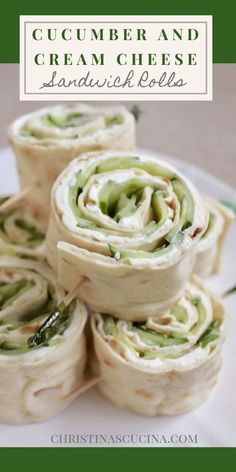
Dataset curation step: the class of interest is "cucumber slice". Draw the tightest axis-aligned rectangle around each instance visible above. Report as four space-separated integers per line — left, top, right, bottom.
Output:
99 180 121 215
20 128 36 137
1 280 35 310
69 166 98 220
0 341 27 351
43 113 87 129
15 218 44 244
152 191 168 228
140 162 175 180
172 178 194 224
131 326 187 346
0 279 29 306
106 115 123 127
43 114 68 128
198 319 221 348
202 212 216 238
190 297 206 334
170 305 188 324
96 157 141 174
109 242 169 260
96 156 175 181
99 179 155 218
115 194 137 222
103 315 118 337
165 195 189 242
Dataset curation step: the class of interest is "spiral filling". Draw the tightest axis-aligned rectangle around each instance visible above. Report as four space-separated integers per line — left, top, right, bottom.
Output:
0 260 74 355
95 281 222 365
0 212 44 252
198 201 224 249
20 108 124 141
56 153 206 263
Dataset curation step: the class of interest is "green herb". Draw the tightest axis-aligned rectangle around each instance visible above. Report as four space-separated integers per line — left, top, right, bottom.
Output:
27 299 75 348
0 279 35 310
223 285 236 297
15 218 45 247
198 320 221 348
0 196 10 206
106 115 123 127
130 105 143 122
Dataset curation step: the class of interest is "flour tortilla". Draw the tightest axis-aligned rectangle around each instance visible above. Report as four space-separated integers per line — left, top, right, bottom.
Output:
194 195 234 277
0 255 87 424
46 151 208 320
91 277 225 416
9 104 135 227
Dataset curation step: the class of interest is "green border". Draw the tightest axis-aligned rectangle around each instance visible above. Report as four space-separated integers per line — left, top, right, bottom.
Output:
0 447 235 464
1 0 236 458
1 0 236 63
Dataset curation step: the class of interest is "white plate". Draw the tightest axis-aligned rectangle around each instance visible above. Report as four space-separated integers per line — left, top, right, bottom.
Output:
0 147 236 448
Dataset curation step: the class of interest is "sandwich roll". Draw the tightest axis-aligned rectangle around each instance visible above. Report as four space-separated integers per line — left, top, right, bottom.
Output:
0 196 45 259
9 104 135 227
47 151 208 320
91 277 225 416
194 195 234 277
0 255 87 424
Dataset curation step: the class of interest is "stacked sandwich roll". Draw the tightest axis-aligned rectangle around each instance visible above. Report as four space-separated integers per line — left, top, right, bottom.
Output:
8 104 135 227
0 253 87 424
6 105 233 420
194 195 234 278
0 196 45 259
91 277 225 415
46 150 209 320
45 149 231 415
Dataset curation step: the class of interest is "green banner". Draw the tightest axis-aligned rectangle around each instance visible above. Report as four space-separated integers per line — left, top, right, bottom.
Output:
0 447 235 464
1 0 236 63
